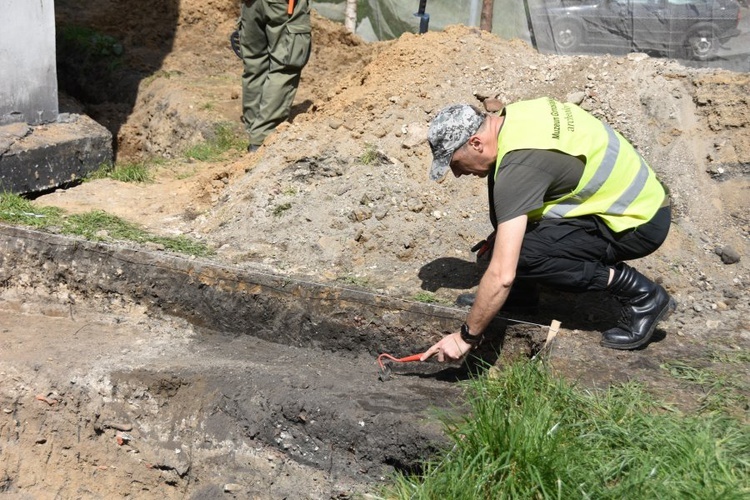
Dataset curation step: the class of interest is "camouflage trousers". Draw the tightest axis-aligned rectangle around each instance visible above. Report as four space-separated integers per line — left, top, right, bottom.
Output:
240 0 311 146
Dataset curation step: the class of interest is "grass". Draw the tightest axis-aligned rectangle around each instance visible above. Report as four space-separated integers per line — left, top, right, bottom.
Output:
413 291 440 303
336 275 369 287
183 122 246 161
359 143 380 165
58 26 123 58
272 202 292 216
0 193 212 258
0 193 63 228
142 69 184 87
87 160 157 183
661 360 749 416
385 360 750 499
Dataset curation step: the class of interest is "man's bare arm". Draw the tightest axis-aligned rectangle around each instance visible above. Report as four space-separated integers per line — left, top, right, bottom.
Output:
421 214 528 362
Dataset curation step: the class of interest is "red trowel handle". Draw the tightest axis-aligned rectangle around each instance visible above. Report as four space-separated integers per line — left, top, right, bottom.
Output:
376 352 425 381
377 352 423 367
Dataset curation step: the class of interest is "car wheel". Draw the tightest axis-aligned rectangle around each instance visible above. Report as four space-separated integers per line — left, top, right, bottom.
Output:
551 18 583 53
683 25 720 61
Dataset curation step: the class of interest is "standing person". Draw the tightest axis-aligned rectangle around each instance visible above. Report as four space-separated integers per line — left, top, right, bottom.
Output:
421 97 675 363
239 0 312 152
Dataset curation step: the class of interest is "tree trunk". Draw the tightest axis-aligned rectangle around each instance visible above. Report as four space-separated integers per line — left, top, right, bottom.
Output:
345 0 357 33
480 0 493 32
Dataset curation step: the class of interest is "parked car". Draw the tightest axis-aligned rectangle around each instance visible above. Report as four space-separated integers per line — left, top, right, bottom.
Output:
531 0 742 61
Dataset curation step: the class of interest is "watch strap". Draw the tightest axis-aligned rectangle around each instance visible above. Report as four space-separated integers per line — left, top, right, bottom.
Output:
460 323 482 346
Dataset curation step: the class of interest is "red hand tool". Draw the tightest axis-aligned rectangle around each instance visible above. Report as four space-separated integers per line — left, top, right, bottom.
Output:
376 352 424 382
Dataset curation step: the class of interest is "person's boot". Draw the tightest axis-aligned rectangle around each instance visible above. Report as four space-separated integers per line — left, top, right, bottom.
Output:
601 263 675 350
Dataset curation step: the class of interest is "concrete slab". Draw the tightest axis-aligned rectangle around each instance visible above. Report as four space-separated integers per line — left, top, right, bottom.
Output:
0 113 112 195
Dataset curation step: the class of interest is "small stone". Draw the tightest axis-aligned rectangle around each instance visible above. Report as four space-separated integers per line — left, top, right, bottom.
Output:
718 246 741 265
224 483 243 492
348 207 372 222
566 91 586 105
406 198 424 213
483 98 504 112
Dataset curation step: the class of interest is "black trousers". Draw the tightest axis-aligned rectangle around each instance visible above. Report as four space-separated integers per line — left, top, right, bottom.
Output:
515 205 671 292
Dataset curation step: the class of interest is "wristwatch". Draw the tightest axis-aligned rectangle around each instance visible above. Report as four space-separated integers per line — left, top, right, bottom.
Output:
460 323 483 346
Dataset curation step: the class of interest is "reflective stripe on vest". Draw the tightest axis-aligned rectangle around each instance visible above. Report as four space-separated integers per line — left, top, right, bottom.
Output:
495 98 664 232
546 123 651 219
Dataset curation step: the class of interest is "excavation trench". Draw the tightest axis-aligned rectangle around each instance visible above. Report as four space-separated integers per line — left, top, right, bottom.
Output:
0 224 539 497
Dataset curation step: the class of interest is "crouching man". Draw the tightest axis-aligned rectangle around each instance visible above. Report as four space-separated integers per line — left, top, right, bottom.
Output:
422 97 674 362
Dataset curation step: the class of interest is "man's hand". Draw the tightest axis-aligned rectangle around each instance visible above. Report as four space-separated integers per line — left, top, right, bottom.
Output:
420 332 473 363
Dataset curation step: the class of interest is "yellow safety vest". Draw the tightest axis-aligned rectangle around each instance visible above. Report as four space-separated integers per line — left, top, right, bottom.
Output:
495 97 665 232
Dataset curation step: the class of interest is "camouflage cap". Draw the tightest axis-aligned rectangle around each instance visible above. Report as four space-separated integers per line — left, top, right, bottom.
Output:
428 104 484 181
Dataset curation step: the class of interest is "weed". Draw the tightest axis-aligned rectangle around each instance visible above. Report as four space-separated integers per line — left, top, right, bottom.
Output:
661 360 712 384
272 203 292 216
386 360 750 499
56 26 124 76
709 349 750 365
0 193 62 228
60 210 213 257
87 159 160 183
110 162 155 183
0 194 211 258
413 291 440 303
359 143 379 165
337 275 369 287
58 26 123 58
184 122 245 161
661 360 749 415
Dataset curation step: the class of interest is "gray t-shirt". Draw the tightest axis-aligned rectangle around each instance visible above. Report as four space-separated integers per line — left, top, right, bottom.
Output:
489 149 585 227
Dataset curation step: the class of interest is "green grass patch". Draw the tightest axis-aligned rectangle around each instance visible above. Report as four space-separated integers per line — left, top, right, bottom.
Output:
88 160 157 183
359 143 380 166
183 122 246 162
336 275 369 287
413 291 440 303
386 360 750 499
0 194 212 258
709 349 750 365
661 360 749 415
61 210 212 257
272 202 292 216
58 26 123 58
0 193 63 228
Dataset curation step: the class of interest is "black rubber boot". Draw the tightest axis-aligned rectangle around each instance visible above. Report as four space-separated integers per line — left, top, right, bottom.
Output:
601 263 675 350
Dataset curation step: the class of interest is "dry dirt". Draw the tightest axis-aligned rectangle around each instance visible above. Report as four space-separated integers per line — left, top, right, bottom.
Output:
2 0 749 498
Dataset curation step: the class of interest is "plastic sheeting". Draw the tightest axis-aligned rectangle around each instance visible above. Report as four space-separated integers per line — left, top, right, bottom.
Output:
313 0 749 72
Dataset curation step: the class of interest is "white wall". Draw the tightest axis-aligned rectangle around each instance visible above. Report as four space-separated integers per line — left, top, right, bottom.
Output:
0 0 59 125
